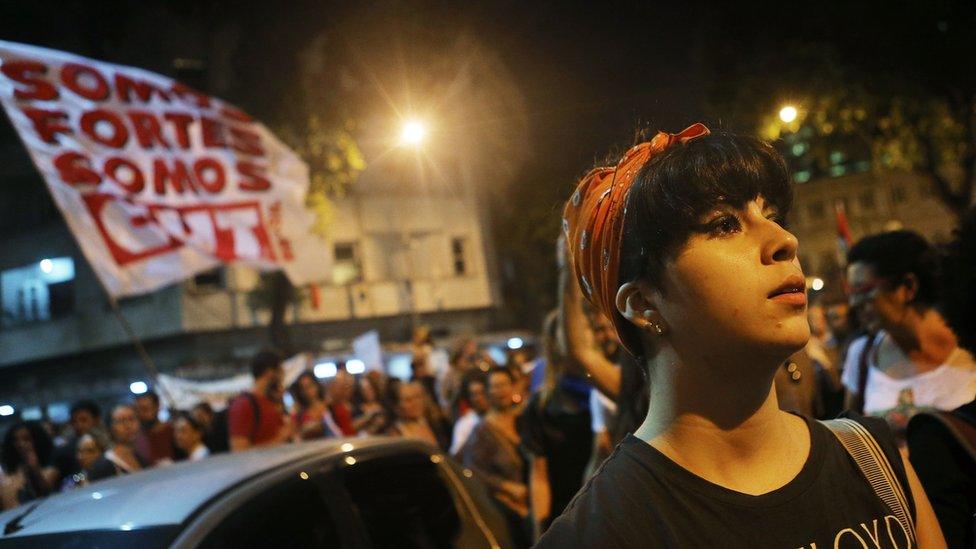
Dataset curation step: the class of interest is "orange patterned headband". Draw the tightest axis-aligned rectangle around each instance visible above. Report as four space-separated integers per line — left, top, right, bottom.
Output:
563 123 710 355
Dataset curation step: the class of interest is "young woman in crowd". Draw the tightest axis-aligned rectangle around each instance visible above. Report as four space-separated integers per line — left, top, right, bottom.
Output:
519 309 592 533
843 230 976 441
539 124 944 547
325 370 357 437
289 371 329 440
907 207 976 548
0 421 58 509
387 380 449 450
462 366 531 548
64 433 104 489
174 413 209 461
89 404 148 481
352 374 389 435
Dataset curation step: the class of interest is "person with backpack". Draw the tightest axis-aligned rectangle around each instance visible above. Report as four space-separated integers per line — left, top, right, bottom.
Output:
907 207 976 548
539 124 945 547
842 231 976 443
227 350 294 451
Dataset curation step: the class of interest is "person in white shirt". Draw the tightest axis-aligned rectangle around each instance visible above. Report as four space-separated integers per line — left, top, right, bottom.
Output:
174 413 210 461
449 371 491 458
843 231 976 440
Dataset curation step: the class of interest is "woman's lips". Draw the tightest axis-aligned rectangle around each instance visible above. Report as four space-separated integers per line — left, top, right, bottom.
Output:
770 291 807 306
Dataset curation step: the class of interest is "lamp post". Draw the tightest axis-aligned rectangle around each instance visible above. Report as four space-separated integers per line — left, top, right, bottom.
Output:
397 119 429 335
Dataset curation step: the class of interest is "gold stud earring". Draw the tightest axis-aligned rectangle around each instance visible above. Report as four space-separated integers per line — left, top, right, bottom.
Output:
653 324 664 335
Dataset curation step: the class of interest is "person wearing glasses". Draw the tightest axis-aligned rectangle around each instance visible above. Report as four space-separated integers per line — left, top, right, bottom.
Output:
842 231 976 443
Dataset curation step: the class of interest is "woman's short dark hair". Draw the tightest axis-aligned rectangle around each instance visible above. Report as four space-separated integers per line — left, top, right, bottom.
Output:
1 421 54 472
940 208 976 353
289 371 324 410
617 132 793 355
847 230 939 307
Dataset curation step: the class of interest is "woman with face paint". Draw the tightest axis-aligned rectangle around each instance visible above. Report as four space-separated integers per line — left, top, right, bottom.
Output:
538 125 945 547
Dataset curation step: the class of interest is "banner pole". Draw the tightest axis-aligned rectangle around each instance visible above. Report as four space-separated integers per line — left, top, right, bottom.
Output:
103 292 176 406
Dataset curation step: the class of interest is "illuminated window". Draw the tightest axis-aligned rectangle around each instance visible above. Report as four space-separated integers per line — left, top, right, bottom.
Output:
333 242 363 285
793 170 811 183
1 257 75 327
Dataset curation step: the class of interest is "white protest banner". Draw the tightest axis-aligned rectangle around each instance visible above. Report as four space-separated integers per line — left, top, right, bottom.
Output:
352 330 383 372
157 352 310 411
0 41 331 297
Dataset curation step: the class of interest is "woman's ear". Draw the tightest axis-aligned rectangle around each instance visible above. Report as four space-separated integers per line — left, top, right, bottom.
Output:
616 280 665 334
900 273 920 304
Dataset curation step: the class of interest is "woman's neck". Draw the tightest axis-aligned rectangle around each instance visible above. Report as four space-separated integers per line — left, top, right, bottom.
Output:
885 308 957 369
635 346 810 495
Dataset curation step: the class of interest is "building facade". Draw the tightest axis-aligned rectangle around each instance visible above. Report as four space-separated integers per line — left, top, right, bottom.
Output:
789 169 958 296
0 138 501 421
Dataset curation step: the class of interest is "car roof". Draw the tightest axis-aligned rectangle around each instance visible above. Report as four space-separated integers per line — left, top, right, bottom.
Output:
0 437 426 538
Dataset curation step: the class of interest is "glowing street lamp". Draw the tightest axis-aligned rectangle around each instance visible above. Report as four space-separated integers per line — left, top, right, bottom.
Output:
400 120 427 146
779 105 798 123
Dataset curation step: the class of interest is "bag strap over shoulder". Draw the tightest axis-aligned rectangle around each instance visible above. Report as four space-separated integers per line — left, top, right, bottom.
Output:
822 418 916 543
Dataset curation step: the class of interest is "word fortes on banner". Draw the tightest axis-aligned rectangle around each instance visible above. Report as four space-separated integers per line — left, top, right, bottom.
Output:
0 40 330 298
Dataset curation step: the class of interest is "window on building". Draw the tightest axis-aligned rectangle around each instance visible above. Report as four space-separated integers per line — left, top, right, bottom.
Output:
858 190 876 211
807 201 825 221
891 186 907 204
192 268 224 289
451 237 469 276
819 251 838 275
1 257 75 328
794 170 811 184
332 242 363 285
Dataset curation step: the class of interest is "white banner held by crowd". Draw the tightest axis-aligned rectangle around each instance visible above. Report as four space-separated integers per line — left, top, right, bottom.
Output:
0 40 331 297
157 352 310 411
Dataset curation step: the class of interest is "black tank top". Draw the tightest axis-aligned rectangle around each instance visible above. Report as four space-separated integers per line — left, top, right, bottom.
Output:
538 414 915 548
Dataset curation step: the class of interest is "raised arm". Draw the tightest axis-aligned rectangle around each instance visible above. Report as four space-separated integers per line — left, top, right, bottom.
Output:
558 236 620 397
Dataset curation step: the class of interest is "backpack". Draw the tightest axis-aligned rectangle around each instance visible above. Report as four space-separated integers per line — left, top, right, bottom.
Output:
851 332 879 414
208 392 261 454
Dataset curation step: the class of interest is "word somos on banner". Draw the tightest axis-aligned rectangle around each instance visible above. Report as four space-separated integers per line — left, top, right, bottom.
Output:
0 40 329 297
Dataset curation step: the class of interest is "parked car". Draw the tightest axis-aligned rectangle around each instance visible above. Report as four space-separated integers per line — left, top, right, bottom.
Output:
0 437 512 548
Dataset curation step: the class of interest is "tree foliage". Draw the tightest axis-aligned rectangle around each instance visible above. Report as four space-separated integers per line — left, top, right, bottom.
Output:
706 2 976 220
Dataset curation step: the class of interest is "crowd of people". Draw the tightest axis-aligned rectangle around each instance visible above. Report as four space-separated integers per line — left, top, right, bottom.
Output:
3 126 976 548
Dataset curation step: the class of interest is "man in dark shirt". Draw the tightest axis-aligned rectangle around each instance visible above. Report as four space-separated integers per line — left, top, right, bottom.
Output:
228 350 293 451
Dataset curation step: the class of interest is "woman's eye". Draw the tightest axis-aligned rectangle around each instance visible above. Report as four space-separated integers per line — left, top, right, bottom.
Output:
709 215 741 235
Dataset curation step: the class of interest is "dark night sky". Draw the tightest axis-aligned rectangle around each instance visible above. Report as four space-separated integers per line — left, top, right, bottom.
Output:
0 0 715 184
2 0 963 186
